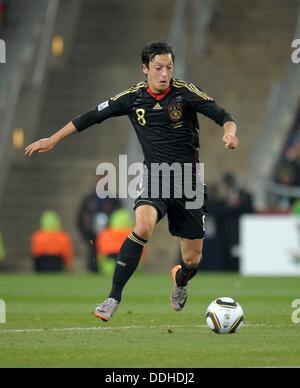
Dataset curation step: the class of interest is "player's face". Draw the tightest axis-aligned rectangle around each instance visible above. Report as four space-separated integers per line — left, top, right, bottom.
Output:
143 54 174 93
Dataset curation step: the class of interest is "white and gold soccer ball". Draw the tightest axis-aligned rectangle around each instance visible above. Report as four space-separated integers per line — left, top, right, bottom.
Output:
206 297 244 334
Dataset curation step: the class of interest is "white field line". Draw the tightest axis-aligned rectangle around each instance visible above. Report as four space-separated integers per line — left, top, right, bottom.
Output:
0 323 298 334
246 366 300 369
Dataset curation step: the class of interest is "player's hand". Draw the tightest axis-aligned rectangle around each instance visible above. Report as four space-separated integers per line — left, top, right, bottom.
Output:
25 138 55 157
223 134 239 150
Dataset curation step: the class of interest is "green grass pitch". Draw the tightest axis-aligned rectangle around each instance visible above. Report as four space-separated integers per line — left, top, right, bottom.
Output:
0 273 299 368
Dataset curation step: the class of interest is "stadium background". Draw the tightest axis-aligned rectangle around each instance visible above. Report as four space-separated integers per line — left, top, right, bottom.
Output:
1 0 300 274
0 0 300 369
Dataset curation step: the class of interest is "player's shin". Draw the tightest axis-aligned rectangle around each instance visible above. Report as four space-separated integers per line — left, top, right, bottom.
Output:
175 258 202 287
108 232 148 302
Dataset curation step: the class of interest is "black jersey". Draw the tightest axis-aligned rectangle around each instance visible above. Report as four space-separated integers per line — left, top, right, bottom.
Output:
73 79 237 167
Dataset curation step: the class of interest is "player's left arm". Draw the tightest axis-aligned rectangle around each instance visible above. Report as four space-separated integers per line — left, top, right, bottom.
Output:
223 120 239 150
195 99 239 150
187 84 239 150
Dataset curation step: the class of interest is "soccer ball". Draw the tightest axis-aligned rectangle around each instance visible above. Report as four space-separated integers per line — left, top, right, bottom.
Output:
206 297 244 334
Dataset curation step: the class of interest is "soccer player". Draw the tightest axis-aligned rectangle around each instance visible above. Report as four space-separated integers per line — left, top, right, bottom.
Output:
25 41 239 322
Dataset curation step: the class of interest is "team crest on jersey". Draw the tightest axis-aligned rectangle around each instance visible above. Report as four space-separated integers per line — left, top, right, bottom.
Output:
168 103 183 122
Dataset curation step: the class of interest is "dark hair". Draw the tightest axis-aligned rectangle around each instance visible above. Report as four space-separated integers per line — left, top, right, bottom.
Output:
141 41 175 66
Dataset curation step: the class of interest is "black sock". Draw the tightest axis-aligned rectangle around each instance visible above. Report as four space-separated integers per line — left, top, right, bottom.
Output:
176 262 199 287
109 232 148 302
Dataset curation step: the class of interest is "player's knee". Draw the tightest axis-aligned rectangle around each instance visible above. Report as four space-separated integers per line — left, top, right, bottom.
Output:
184 251 202 268
134 223 154 241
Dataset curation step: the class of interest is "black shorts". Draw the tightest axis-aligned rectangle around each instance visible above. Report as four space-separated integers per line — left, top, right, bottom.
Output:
133 181 208 240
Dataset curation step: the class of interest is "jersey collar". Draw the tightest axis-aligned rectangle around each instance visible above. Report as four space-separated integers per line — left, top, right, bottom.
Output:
146 81 172 101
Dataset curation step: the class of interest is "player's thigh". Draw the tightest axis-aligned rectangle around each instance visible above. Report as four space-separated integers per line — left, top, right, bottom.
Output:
180 238 203 267
134 205 158 240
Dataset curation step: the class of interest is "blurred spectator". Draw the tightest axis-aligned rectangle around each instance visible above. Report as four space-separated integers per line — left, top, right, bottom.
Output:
291 199 300 215
220 172 254 271
77 180 121 273
285 125 300 164
201 184 224 270
0 232 5 261
0 1 8 28
97 208 135 275
274 161 299 208
31 211 73 272
276 162 298 186
270 109 300 208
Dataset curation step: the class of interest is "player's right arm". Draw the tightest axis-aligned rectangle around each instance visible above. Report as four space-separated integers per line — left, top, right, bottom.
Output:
25 121 77 157
25 89 135 157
